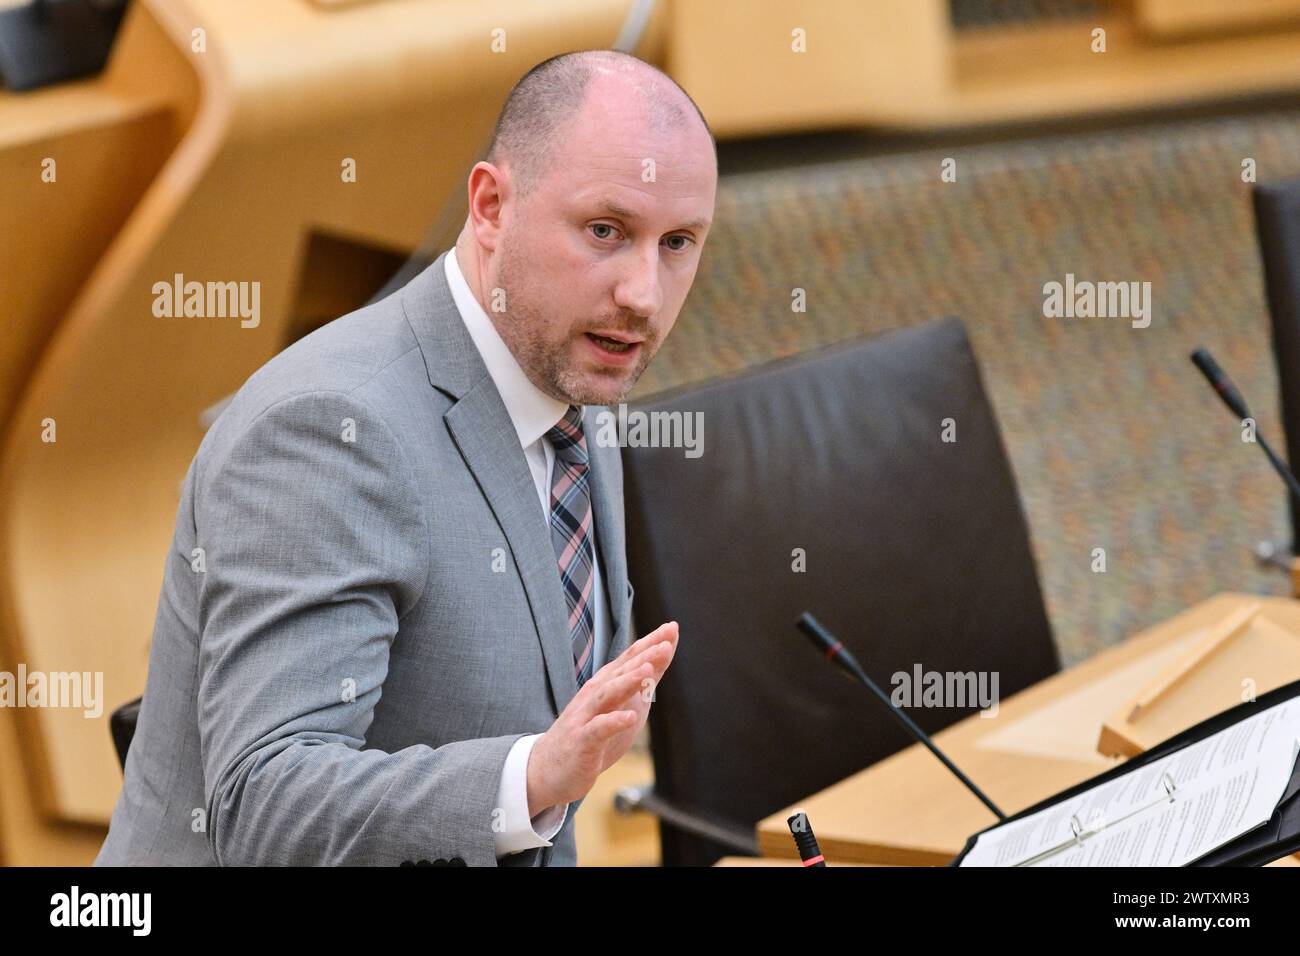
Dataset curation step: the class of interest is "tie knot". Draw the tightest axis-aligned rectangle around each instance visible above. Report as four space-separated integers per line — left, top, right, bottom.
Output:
546 405 588 465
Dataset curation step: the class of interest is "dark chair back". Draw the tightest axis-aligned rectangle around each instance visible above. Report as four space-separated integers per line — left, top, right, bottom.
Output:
1254 178 1300 549
622 318 1059 866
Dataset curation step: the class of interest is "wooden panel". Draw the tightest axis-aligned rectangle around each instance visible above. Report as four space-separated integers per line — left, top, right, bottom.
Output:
1136 0 1300 37
0 707 105 866
307 0 392 8
0 0 198 855
665 0 951 136
666 1 1300 133
947 16 1300 128
0 102 175 429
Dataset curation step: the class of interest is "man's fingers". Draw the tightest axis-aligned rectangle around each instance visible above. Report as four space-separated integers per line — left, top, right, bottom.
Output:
577 662 651 722
610 637 675 683
584 709 638 745
609 621 678 669
616 626 678 679
600 622 679 683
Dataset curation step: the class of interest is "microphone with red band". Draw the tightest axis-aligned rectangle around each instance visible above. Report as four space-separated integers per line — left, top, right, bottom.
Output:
1190 348 1251 420
796 612 1006 822
787 812 827 866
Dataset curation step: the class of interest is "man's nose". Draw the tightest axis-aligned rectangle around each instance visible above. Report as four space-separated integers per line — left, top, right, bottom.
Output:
614 245 663 319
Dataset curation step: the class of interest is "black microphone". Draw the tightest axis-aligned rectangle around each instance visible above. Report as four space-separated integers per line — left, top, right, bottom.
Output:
1190 348 1251 419
1190 348 1300 507
796 612 1006 821
786 811 827 867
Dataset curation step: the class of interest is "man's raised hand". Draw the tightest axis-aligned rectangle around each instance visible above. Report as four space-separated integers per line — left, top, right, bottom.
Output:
526 621 679 817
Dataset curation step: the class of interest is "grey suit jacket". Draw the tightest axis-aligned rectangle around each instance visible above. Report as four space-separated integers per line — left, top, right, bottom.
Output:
94 249 634 866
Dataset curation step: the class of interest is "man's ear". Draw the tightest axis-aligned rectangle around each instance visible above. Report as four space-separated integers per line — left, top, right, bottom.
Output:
466 161 508 253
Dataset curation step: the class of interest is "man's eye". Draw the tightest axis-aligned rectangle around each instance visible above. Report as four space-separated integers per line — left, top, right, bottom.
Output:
590 223 618 240
664 235 693 252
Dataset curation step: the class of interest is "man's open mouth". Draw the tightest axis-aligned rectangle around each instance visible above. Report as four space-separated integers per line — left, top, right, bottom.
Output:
585 332 639 354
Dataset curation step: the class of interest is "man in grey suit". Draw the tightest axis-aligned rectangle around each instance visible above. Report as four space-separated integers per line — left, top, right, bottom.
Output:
95 49 717 866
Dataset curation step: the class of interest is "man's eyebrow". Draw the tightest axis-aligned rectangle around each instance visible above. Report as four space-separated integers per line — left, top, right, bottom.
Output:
593 198 711 232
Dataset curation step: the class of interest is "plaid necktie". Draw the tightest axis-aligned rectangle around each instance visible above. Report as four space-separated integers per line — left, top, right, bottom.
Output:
545 405 596 688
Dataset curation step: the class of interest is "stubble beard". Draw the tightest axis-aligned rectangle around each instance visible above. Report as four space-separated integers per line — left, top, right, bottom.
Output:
493 244 657 407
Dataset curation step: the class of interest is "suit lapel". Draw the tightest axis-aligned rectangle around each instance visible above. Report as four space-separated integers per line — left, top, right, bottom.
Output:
444 385 577 714
401 250 577 715
585 407 632 660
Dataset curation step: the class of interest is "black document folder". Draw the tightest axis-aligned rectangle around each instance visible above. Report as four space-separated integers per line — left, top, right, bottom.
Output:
951 678 1300 867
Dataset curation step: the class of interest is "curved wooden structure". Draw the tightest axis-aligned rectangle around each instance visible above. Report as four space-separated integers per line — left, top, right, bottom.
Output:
0 0 668 861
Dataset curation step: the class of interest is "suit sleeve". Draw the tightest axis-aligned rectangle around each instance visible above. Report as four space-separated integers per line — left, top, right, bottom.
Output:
194 389 531 866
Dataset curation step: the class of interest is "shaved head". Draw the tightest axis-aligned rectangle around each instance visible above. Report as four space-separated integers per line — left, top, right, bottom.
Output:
485 49 716 201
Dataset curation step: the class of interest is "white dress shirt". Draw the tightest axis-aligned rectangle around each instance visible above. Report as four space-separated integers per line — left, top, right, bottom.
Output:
444 247 613 859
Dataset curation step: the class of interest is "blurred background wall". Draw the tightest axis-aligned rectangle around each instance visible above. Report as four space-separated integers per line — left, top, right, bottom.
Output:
5 0 1300 865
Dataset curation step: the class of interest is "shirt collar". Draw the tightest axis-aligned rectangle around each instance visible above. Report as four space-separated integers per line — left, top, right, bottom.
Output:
445 246 572 450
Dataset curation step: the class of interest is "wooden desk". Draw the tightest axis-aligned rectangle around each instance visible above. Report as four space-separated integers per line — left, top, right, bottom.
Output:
712 856 1297 868
757 593 1300 866
713 856 876 867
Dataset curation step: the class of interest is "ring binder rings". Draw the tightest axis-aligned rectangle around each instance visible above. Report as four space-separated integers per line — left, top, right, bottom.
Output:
952 678 1300 867
1011 773 1178 867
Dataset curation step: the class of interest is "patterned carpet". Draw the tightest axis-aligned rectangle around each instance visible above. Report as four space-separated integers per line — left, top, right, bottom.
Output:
632 107 1300 667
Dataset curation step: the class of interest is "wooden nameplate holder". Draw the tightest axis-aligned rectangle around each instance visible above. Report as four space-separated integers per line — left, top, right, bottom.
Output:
1098 600 1300 758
